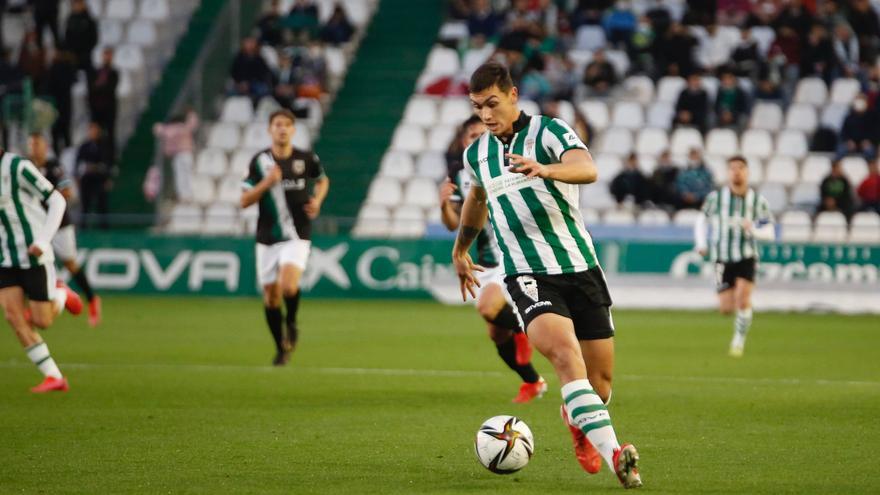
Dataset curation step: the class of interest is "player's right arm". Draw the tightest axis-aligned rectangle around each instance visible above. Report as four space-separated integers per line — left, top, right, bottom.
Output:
694 191 717 257
452 184 488 301
240 158 281 208
439 178 461 231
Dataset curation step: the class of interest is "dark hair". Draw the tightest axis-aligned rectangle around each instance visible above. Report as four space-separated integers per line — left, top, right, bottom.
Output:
728 155 748 166
462 114 483 128
269 109 296 125
469 61 514 93
29 132 46 140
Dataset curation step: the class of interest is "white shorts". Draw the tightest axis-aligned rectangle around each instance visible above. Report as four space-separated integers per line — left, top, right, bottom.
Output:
256 239 311 286
51 225 78 262
476 264 514 306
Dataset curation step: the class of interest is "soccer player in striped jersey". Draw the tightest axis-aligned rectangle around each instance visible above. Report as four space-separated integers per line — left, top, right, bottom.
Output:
694 156 775 357
0 149 83 392
440 115 545 404
241 109 329 366
452 62 641 488
28 133 102 326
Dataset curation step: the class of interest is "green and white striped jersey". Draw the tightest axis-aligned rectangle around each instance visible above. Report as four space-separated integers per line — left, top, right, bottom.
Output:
449 167 501 268
700 187 774 263
462 112 598 276
0 151 57 268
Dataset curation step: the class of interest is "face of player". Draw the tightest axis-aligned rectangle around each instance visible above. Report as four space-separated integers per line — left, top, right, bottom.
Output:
461 121 487 148
469 84 520 137
269 115 295 148
728 159 748 188
28 136 48 163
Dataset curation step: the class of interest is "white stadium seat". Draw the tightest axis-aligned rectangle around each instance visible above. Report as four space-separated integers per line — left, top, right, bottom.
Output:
623 76 654 104
656 76 686 103
785 104 818 133
167 204 202 233
812 211 848 243
424 46 459 76
739 129 773 159
217 176 243 204
645 101 674 130
829 78 861 105
379 151 415 180
604 50 630 77
603 209 636 225
705 128 738 156
99 19 125 45
403 178 439 208
841 156 869 184
195 148 228 178
221 96 254 124
775 130 808 159
324 47 347 79
403 97 438 127
105 0 136 20
579 185 616 210
242 123 272 149
292 124 312 150
255 97 281 122
744 156 764 184
139 0 171 22
789 183 820 210
794 77 828 106
191 176 216 205
354 205 391 238
780 210 812 243
750 26 775 55
207 123 241 151
673 209 701 227
759 183 788 213
849 212 880 244
594 154 623 182
748 102 784 130
391 127 426 153
820 103 849 132
229 149 258 177
127 19 158 47
426 125 457 152
598 128 633 156
764 156 799 186
638 209 670 226
415 151 447 181
800 155 832 185
635 128 668 156
611 102 644 129
574 25 606 51
578 101 609 131
390 206 426 238
669 127 703 155
202 204 240 235
366 177 403 207
438 98 473 125
518 99 541 116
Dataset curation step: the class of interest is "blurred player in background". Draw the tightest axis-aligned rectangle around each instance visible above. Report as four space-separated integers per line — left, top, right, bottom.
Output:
694 156 775 357
28 133 102 326
240 109 329 366
439 115 545 404
0 149 83 392
453 62 641 488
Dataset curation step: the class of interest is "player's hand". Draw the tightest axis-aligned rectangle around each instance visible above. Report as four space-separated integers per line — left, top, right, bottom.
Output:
697 248 707 257
453 252 485 301
304 197 322 219
507 154 548 178
28 243 44 257
439 178 457 205
266 165 283 185
741 218 753 233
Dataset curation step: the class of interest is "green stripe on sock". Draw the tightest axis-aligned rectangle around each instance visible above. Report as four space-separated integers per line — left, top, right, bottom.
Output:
35 356 51 366
571 404 606 418
580 419 612 434
564 388 596 404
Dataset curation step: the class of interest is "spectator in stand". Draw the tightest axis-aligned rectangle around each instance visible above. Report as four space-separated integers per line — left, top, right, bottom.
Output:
468 0 503 39
832 22 860 78
744 0 779 28
273 54 297 110
284 0 320 41
570 0 612 30
447 0 469 20
153 110 199 202
88 47 119 158
291 42 326 99
257 0 284 46
754 77 784 101
698 24 737 73
773 0 814 41
857 159 880 213
31 0 60 48
583 48 617 96
675 148 714 210
800 24 836 82
650 150 679 210
767 26 800 82
655 22 699 77
0 0 5 50
610 153 649 206
730 28 760 78
519 54 551 102
230 37 274 103
717 0 751 26
674 73 709 133
0 48 24 148
847 0 880 63
838 95 877 161
64 0 97 72
320 4 354 45
44 50 76 154
715 71 749 128
17 30 46 90
602 3 636 50
76 122 115 230
819 160 855 219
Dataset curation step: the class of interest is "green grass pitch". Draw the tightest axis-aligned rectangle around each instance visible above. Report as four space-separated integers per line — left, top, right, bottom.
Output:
1 297 877 494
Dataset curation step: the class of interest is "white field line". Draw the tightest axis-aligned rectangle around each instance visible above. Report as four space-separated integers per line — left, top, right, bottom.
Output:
1 360 879 387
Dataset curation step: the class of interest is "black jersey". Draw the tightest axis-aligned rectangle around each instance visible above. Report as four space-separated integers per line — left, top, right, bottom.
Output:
242 148 324 245
36 158 72 228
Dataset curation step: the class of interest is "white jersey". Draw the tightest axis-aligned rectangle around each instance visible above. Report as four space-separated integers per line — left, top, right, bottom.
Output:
0 151 57 268
462 113 598 276
700 187 774 263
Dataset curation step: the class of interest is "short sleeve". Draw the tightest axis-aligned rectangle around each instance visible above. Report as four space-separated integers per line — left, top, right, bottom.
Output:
463 145 483 188
755 195 774 224
19 160 55 200
541 118 588 162
241 155 262 190
700 190 718 216
51 161 73 190
449 170 464 203
308 152 325 179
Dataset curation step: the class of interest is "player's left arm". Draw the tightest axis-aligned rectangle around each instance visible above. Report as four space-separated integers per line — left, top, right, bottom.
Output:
744 196 776 242
19 161 66 257
305 153 329 219
508 118 597 184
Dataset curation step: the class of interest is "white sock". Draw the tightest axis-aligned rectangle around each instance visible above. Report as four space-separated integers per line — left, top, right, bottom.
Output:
53 286 67 315
562 379 620 471
26 342 63 379
735 308 753 338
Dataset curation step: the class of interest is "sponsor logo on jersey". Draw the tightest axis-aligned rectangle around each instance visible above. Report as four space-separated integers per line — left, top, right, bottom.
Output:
517 275 539 302
564 132 578 144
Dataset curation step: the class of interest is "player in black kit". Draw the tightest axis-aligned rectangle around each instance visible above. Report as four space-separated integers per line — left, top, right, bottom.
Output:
240 109 329 365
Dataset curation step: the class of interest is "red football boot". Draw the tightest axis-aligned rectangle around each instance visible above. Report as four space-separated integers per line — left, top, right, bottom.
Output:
88 296 102 327
57 281 83 315
30 376 69 393
511 378 547 403
513 331 532 366
560 404 602 474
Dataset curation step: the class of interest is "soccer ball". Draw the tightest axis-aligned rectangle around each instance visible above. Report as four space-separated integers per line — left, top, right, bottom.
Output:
474 415 534 474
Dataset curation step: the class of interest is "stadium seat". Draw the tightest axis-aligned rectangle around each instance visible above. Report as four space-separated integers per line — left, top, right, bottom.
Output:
424 46 460 76
415 151 447 181
426 125 457 152
705 155 728 185
579 185 616 210
779 210 812 243
656 76 686 103
794 77 828 106
623 76 654 104
750 26 775 55
784 104 818 133
700 76 719 102
554 100 577 126
354 204 391 238
403 97 438 127
820 103 849 132
241 204 258 234
759 183 788 213
139 0 170 22
229 149 259 177
292 125 313 150
578 101 609 131
167 204 202 233
379 151 415 180
260 46 280 71
105 0 136 20
403 178 439 208
390 206 426 238
604 50 630 78
207 123 241 151
195 148 228 178
324 47 347 79
112 44 146 74
438 98 472 125
669 127 703 155
582 208 601 225
86 0 104 16
800 154 832 185
566 50 594 74
764 156 799 186
241 123 271 149
744 156 764 184
255 97 282 122
598 128 633 156
221 97 254 124
202 204 240 235
99 19 125 45
673 209 701 227
216 176 243 204
391 127 426 153
518 99 541 116
841 156 869 184
748 102 784 130
789 183 820 210
574 25 606 51
829 78 861 105
603 209 636 225
635 128 668 156
127 19 158 47
594 154 623 182
637 209 670 226
775 130 809 159
611 102 644 129
191 176 216 205
645 101 674 130
705 128 738 156
812 211 848 243
438 21 469 41
366 177 403 207
849 212 880 244
739 129 773 159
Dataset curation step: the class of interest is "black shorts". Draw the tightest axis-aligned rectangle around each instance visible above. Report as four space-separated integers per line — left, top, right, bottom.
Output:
505 267 614 341
0 265 54 301
715 258 757 293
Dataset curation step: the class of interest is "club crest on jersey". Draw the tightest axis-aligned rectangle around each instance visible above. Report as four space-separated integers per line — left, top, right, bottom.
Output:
517 275 539 303
525 139 535 156
292 159 306 175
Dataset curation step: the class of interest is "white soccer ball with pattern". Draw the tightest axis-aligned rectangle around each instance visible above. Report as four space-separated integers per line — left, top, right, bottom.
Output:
474 415 534 474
